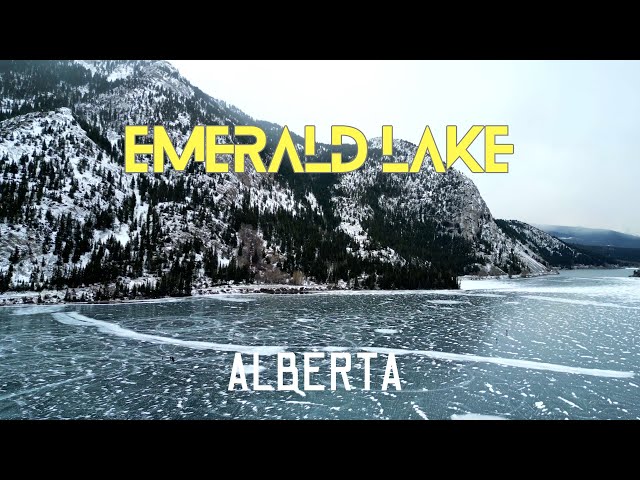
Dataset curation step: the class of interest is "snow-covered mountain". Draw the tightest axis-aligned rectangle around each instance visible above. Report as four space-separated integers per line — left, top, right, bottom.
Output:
0 60 559 297
495 219 604 268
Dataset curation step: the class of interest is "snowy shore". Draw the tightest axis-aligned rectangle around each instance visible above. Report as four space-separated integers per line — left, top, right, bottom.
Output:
2 266 626 307
0 283 338 306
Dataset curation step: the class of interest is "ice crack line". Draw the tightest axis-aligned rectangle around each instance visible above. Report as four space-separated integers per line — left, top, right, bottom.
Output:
52 312 634 379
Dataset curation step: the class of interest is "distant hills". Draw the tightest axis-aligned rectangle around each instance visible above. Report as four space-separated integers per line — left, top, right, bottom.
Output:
535 225 640 265
535 225 640 249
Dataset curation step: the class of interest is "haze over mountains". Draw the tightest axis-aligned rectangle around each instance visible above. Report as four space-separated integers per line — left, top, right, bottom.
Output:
535 225 640 249
534 225 640 266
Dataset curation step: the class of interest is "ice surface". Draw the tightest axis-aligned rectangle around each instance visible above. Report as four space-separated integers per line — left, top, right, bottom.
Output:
51 312 285 355
361 346 634 378
52 311 635 379
10 305 66 316
426 300 471 305
557 396 583 410
412 403 429 420
521 295 640 310
461 272 640 304
2 269 639 419
451 413 507 420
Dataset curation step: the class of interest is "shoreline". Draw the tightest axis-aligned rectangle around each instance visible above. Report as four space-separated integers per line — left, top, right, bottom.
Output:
1 281 465 307
0 283 340 307
0 267 628 307
460 270 558 281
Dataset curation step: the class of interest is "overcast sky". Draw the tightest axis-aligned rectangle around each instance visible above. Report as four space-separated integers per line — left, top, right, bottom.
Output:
171 60 640 235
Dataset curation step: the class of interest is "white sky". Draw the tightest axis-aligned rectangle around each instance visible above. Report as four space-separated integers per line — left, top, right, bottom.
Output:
171 60 640 236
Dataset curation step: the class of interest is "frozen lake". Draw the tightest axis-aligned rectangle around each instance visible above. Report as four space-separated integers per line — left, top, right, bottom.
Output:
1 269 639 419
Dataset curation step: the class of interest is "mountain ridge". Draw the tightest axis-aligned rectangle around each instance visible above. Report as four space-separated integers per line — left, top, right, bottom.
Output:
495 220 609 269
535 224 640 249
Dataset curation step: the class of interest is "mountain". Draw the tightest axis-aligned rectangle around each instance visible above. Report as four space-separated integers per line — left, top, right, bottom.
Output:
495 220 607 268
533 224 640 265
0 60 554 299
534 224 640 249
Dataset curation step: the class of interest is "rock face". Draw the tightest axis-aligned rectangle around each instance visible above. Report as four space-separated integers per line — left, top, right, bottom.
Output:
0 60 558 296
